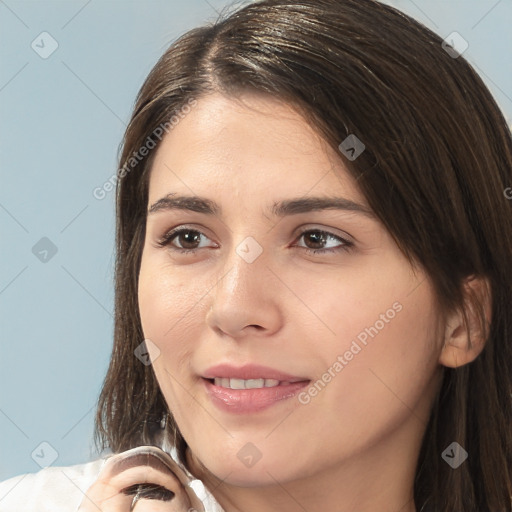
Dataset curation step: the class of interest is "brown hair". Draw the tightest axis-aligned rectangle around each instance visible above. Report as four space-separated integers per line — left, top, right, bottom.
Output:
94 1 512 510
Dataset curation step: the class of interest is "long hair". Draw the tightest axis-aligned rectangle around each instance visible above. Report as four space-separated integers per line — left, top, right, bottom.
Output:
94 1 512 510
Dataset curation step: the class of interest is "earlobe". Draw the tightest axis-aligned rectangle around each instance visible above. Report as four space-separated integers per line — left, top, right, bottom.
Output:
439 275 492 369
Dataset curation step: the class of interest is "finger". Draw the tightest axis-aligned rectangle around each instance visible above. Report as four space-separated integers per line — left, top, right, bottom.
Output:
78 465 184 511
99 449 182 482
121 483 184 512
103 464 185 492
77 447 203 512
99 447 205 511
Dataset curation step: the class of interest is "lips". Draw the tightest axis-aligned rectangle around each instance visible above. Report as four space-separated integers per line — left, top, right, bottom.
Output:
201 363 310 413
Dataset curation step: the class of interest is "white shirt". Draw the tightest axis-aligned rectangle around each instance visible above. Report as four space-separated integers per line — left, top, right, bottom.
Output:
0 445 225 512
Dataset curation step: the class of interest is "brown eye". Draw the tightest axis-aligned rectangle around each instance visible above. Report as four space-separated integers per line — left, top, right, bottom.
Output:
171 230 202 249
295 229 354 255
157 228 213 253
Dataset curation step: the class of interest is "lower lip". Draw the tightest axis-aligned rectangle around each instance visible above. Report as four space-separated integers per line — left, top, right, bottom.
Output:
202 378 310 414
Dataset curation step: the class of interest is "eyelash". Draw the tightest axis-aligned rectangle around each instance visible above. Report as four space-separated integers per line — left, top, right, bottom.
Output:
155 226 354 256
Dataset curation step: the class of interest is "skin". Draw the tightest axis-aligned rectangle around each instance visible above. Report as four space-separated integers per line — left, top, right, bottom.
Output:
137 92 488 512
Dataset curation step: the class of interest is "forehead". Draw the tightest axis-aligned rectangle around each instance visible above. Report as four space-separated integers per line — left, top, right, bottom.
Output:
147 92 365 207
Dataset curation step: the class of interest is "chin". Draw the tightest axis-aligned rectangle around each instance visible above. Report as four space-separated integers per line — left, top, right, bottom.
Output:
215 466 288 487
196 449 304 488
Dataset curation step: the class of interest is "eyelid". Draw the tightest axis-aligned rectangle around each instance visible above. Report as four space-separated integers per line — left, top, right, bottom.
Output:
292 227 354 254
155 224 351 246
156 222 353 239
154 224 355 257
293 224 355 244
153 224 216 250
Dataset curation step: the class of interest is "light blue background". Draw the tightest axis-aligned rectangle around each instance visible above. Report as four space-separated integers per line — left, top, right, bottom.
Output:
0 0 511 482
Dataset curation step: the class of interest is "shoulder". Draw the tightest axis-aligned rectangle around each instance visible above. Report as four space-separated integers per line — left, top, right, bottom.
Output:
0 457 106 512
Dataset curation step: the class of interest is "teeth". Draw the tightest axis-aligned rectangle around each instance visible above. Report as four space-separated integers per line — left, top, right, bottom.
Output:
230 378 246 389
245 379 264 389
213 377 282 389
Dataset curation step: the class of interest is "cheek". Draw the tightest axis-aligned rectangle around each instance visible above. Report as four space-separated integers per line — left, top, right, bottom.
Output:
309 280 442 438
138 258 204 343
298 264 442 418
356 280 442 374
138 264 201 423
137 259 207 402
280 261 405 351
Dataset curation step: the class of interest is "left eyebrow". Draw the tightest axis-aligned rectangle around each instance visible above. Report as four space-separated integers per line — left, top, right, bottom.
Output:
270 196 375 219
147 193 375 219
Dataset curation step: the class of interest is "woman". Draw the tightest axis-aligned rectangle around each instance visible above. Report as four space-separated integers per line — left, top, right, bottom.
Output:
1 0 511 510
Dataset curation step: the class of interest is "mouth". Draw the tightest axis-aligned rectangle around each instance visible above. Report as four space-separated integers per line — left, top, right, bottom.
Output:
206 377 305 389
199 364 311 413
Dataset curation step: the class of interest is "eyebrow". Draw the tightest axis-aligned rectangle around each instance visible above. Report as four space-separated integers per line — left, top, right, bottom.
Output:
148 193 375 219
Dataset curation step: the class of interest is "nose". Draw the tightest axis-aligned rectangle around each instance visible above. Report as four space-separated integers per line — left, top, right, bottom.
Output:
205 244 283 339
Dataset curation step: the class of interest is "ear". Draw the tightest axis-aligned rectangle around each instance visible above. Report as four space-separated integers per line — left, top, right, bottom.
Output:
439 275 492 368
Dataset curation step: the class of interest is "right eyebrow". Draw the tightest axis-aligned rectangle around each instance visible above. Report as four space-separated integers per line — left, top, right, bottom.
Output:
148 194 219 216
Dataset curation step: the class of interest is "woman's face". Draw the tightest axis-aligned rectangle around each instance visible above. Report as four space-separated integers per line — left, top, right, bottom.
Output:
138 92 444 488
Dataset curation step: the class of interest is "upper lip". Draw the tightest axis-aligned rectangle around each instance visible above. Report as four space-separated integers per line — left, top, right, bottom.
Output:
202 364 309 382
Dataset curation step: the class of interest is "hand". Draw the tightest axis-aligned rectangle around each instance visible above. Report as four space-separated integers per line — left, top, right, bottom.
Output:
77 445 204 511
